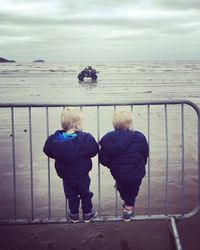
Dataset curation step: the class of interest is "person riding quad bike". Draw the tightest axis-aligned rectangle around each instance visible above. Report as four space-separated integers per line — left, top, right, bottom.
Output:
78 66 97 81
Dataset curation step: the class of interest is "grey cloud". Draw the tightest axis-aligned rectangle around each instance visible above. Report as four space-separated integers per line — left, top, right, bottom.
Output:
3 0 200 11
1 8 199 28
152 0 200 10
60 0 141 9
1 0 200 30
0 0 200 61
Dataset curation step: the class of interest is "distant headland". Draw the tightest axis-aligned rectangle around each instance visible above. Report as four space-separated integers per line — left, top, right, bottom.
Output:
33 60 45 63
0 57 47 63
0 57 16 63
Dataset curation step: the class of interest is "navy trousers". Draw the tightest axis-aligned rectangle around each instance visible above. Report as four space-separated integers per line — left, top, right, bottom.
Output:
63 175 93 214
116 179 142 206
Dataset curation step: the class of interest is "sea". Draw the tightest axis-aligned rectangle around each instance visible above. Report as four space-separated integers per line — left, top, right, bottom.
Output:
0 61 200 221
0 61 200 104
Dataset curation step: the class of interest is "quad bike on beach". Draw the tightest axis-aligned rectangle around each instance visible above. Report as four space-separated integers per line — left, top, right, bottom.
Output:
78 66 98 81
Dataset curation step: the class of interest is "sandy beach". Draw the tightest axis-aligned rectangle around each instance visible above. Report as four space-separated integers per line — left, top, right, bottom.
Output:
0 61 200 249
1 213 200 250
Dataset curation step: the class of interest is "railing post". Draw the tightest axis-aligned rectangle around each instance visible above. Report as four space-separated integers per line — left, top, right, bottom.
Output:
147 104 151 216
46 107 52 220
164 104 169 215
198 104 200 209
113 105 119 217
28 107 34 220
11 107 17 221
181 104 185 215
97 105 101 216
169 217 183 250
62 106 69 218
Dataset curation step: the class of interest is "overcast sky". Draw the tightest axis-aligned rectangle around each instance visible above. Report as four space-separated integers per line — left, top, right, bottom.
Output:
0 0 200 62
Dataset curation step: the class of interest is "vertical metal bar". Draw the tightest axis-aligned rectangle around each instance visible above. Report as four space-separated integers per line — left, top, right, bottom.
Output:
169 217 183 250
115 183 118 217
147 105 151 216
181 104 185 215
198 105 200 207
62 106 68 217
65 199 68 219
131 104 133 113
97 105 101 216
164 104 169 215
61 106 68 217
11 107 17 220
113 105 118 217
28 107 34 220
46 107 51 219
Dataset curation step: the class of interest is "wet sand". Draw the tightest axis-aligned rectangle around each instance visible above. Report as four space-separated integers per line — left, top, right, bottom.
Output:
0 213 200 250
0 221 175 250
0 61 200 249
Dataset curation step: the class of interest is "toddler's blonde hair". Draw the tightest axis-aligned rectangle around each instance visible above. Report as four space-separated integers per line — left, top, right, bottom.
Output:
112 109 133 130
61 107 83 131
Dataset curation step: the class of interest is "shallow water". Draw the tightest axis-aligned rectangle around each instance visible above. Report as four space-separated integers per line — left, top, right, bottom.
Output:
0 61 199 221
0 61 200 104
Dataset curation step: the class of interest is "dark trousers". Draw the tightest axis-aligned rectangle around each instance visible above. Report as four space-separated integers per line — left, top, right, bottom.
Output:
63 175 93 214
116 179 142 207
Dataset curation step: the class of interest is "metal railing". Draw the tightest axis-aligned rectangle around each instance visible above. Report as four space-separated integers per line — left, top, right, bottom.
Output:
0 100 200 250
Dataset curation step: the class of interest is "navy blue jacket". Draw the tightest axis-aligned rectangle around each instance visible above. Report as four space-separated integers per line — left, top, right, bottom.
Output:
99 130 149 183
43 130 99 180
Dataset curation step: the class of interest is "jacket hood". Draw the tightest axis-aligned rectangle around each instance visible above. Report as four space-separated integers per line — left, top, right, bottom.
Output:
99 129 135 155
51 130 84 163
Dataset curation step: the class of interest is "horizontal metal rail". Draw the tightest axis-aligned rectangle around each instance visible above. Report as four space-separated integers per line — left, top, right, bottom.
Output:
0 99 198 108
0 213 193 225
